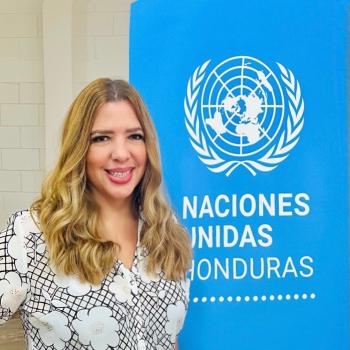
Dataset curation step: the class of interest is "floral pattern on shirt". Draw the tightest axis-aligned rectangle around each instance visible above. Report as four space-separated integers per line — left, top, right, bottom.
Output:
0 271 27 312
29 311 72 350
0 211 190 350
53 271 101 297
72 306 120 350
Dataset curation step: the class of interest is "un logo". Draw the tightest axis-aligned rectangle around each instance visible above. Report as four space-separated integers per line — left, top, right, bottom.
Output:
184 56 304 175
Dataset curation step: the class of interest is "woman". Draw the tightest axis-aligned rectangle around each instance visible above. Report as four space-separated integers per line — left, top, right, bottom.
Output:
0 78 192 349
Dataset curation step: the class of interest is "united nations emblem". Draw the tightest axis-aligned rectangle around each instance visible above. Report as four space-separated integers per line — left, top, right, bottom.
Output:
184 56 304 175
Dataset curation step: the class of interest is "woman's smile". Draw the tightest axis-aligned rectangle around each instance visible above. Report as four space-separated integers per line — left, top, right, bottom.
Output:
105 167 134 184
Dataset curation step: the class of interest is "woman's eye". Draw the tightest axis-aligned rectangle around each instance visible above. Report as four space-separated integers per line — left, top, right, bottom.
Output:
129 133 144 141
91 135 109 143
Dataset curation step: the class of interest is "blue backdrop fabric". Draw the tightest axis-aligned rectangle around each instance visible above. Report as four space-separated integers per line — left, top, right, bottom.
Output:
130 1 350 349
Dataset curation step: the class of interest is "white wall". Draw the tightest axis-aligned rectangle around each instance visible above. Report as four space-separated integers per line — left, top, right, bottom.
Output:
0 0 132 227
0 0 45 227
72 0 131 95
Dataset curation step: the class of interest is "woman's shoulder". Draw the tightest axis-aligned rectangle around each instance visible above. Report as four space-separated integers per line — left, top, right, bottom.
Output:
1 210 45 276
9 209 40 227
3 210 41 237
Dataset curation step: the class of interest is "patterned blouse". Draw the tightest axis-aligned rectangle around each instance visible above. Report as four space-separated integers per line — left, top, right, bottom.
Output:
0 210 190 350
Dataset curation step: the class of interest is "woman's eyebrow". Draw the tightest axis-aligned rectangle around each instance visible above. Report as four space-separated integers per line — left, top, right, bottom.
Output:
90 127 143 136
90 130 114 136
126 127 143 133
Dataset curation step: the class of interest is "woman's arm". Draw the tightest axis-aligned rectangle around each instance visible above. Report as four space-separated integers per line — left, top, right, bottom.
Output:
175 340 179 350
0 212 29 324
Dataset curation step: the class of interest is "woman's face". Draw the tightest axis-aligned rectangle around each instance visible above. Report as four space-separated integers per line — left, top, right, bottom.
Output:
86 100 147 208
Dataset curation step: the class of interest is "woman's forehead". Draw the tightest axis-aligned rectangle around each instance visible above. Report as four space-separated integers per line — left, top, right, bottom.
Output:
91 101 142 130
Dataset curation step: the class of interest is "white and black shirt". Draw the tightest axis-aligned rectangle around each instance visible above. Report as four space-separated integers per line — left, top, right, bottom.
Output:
0 210 189 350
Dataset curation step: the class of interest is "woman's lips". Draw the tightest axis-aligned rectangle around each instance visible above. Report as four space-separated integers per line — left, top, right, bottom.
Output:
105 168 133 184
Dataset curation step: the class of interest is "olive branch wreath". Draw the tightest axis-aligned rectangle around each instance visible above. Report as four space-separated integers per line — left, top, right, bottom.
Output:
184 60 304 176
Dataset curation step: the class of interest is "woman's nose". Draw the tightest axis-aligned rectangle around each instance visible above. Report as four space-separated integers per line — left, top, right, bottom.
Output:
111 140 130 161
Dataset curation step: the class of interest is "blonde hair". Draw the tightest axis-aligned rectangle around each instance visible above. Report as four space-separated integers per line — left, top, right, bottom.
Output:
31 78 192 284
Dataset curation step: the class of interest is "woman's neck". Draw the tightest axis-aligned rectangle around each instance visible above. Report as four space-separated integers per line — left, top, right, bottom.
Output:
96 201 138 244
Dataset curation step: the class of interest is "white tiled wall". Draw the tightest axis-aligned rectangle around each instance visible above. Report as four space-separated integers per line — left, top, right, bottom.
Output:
0 0 132 227
72 0 131 96
0 0 44 227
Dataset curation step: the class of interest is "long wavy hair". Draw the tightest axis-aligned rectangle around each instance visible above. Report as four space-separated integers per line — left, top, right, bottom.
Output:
31 78 192 284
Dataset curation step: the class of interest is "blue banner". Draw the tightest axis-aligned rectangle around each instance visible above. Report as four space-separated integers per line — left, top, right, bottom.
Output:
130 1 350 349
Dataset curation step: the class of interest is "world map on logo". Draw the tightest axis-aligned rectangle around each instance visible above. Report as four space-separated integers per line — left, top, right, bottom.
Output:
205 87 267 144
185 55 304 175
200 56 285 157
